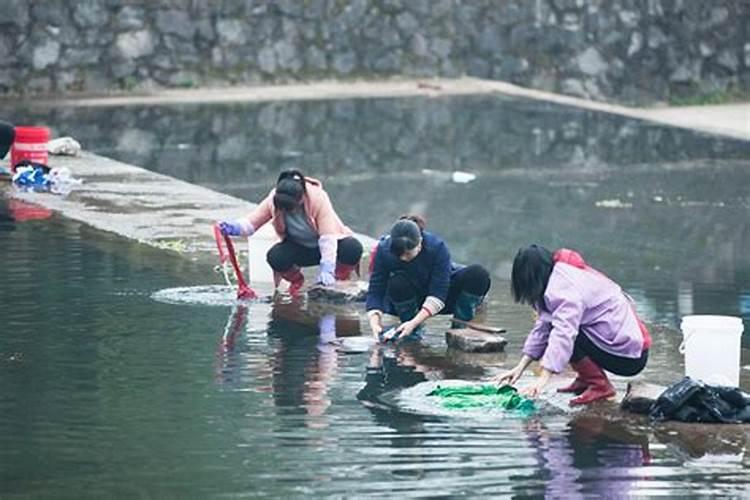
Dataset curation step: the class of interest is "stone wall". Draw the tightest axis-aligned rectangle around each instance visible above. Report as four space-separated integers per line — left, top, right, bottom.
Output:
1 0 748 104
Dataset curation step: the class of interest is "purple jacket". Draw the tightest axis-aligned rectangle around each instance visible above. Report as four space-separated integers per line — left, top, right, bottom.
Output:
522 262 645 373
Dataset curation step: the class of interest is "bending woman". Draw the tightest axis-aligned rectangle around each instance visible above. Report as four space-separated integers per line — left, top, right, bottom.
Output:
366 215 491 342
218 169 363 294
495 245 650 405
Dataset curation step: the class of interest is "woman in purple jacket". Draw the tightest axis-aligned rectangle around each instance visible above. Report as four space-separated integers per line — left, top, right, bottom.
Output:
495 245 650 405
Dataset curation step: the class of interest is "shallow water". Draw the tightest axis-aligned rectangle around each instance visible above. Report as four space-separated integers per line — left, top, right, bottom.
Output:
4 95 750 496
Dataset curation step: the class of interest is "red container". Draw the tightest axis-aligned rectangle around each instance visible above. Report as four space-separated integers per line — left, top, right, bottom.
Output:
10 126 50 171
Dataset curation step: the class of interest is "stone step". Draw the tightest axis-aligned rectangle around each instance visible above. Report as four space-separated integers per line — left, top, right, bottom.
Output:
445 328 507 353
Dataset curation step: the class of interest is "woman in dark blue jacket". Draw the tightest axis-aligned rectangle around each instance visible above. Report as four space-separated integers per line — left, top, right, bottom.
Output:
366 215 491 342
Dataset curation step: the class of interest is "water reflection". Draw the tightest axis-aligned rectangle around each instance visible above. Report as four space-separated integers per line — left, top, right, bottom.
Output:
8 95 750 335
214 297 363 429
356 340 488 414
652 421 747 460
524 416 651 498
4 193 750 496
357 345 431 412
11 98 750 183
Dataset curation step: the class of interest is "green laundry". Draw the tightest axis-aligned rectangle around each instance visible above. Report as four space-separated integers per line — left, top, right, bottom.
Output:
427 384 536 415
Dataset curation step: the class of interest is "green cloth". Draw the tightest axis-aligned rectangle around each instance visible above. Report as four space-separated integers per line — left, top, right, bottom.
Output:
427 384 536 415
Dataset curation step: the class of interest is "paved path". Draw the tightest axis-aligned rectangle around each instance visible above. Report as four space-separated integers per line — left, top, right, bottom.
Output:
634 103 750 142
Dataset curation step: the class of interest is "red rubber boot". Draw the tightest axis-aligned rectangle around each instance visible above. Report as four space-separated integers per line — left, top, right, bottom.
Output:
280 267 305 296
334 263 358 281
569 357 616 405
557 360 590 395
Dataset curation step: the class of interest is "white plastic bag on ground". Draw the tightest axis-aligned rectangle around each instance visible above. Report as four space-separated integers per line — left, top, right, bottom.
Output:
47 137 81 156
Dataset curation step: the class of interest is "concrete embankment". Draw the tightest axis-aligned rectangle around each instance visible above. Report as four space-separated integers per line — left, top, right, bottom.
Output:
1 151 375 284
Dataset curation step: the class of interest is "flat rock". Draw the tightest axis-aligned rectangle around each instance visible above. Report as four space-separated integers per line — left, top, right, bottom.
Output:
307 280 368 304
445 328 507 353
620 380 666 414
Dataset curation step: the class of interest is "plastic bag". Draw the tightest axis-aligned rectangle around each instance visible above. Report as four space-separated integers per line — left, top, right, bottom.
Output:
650 377 750 423
12 163 82 194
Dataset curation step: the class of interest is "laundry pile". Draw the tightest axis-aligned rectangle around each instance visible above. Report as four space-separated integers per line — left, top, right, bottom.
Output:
11 162 82 195
427 384 537 415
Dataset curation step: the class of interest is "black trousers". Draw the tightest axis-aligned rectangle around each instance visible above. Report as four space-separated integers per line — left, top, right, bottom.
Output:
386 264 491 315
266 236 363 272
570 330 649 376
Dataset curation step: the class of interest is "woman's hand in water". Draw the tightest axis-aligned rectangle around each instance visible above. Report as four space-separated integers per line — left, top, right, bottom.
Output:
520 383 543 398
519 368 552 399
493 365 524 387
394 319 419 340
493 355 534 387
368 312 383 339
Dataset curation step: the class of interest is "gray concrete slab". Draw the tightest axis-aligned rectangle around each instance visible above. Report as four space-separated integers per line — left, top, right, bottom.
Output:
474 80 750 142
635 103 750 142
2 151 376 284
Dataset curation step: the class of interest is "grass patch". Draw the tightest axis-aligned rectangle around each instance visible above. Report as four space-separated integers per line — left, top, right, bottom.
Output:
669 86 749 106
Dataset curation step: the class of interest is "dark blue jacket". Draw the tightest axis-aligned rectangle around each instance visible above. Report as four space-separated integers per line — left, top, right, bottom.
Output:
366 231 459 314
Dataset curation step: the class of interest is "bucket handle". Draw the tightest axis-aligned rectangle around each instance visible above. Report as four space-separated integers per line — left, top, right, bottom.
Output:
678 331 694 354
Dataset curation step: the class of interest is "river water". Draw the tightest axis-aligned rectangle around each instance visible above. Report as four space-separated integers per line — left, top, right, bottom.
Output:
3 95 750 496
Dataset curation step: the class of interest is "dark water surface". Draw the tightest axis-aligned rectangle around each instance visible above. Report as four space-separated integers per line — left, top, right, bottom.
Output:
3 95 750 496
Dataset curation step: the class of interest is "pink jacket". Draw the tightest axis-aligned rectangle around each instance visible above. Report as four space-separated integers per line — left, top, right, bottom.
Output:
245 177 353 240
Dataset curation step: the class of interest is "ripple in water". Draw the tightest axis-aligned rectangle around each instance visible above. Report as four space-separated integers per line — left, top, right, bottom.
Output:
391 380 566 420
336 336 377 354
150 285 273 306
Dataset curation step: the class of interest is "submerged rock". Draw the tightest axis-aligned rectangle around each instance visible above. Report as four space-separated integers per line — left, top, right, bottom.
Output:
307 280 368 304
445 328 507 353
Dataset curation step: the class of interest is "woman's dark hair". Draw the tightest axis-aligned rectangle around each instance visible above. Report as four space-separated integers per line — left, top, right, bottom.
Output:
398 214 426 231
0 121 15 159
389 215 424 257
511 244 554 309
273 169 306 211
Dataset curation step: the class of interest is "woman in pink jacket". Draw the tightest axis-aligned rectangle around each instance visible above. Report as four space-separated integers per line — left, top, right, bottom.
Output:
495 245 650 405
218 169 363 295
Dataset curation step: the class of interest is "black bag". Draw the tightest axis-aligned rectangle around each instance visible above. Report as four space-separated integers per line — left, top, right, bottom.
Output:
650 377 750 424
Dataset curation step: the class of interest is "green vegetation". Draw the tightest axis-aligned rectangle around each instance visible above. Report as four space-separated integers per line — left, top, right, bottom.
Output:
148 239 188 253
119 76 138 91
175 78 197 89
669 85 749 106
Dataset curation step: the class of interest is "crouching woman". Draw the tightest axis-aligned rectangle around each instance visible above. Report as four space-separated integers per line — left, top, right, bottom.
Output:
495 245 650 405
217 169 363 294
366 215 491 342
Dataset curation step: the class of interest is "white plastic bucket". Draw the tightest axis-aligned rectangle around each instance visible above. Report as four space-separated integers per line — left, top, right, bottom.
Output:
680 315 744 387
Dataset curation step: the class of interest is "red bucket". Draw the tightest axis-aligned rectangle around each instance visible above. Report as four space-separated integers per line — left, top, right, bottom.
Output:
10 126 50 172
